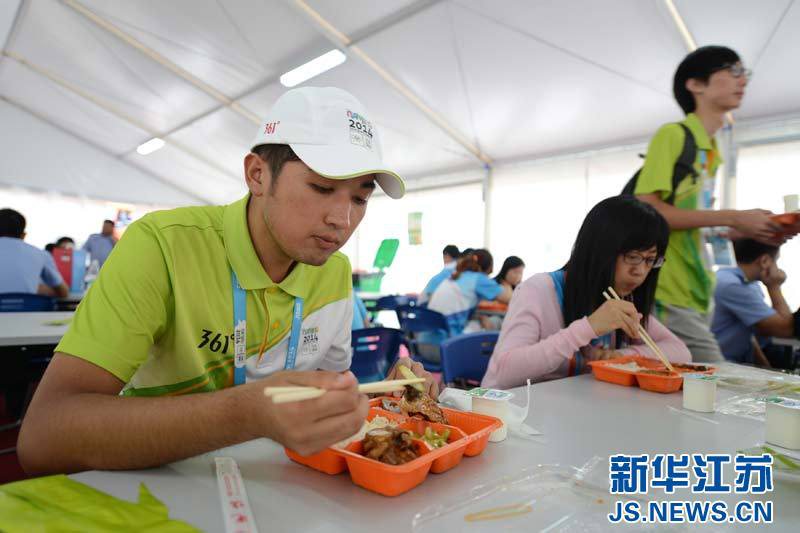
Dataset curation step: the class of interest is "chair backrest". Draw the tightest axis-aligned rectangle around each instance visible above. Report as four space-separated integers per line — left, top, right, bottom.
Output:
374 294 415 312
395 305 449 335
350 327 403 383
440 331 500 386
0 293 57 312
373 238 400 270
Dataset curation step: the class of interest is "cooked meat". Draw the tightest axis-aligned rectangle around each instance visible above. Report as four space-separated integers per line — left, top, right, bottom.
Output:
399 386 448 424
362 427 418 465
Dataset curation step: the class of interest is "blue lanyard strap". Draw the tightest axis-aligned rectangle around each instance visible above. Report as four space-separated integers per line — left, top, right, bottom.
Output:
284 298 304 371
232 271 247 386
548 270 614 374
231 270 304 385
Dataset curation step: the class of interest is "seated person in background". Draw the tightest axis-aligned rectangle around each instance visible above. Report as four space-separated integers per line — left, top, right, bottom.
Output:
56 236 75 249
442 244 459 268
0 208 69 298
418 246 472 305
482 196 690 389
352 292 372 331
711 239 798 367
428 248 512 336
494 255 525 291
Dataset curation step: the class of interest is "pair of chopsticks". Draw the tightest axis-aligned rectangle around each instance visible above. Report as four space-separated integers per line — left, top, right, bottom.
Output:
602 286 676 373
263 377 425 404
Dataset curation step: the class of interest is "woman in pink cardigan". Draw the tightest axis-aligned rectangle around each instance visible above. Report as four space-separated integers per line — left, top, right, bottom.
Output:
482 196 691 389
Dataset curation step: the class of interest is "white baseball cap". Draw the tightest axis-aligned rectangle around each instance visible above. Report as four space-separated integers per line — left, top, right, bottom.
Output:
250 86 405 199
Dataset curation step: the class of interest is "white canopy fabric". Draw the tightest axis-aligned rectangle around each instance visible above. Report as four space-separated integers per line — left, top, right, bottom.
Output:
1 0 798 206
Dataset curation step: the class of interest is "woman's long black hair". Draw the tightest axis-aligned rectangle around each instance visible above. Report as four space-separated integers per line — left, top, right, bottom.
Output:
561 195 669 331
494 256 525 287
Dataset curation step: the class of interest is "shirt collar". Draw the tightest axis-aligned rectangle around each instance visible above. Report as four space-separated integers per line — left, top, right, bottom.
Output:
683 113 723 163
223 194 308 298
730 266 750 283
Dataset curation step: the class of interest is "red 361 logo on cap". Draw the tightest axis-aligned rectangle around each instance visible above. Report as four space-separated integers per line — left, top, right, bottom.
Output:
263 121 280 135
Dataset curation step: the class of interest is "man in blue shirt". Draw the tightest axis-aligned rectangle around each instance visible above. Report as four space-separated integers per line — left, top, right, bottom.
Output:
0 208 69 297
712 239 797 365
82 219 117 267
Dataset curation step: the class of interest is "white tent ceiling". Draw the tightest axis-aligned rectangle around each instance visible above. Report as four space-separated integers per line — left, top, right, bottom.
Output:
1 0 799 206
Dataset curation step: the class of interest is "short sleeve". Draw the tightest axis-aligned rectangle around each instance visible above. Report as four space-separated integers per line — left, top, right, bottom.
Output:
475 274 503 301
716 282 776 327
40 251 64 288
320 296 354 372
351 294 368 330
55 219 171 382
635 123 684 200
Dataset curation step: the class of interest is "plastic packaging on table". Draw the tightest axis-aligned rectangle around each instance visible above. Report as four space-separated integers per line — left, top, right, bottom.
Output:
412 456 682 532
738 444 800 485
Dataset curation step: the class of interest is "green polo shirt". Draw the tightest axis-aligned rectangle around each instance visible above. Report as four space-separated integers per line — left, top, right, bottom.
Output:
635 113 723 314
56 195 354 396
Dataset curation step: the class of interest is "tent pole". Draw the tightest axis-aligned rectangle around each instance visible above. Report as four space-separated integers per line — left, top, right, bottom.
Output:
482 164 493 249
288 0 492 167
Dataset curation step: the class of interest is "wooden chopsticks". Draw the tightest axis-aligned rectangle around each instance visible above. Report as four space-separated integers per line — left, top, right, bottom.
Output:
263 377 426 404
603 286 676 373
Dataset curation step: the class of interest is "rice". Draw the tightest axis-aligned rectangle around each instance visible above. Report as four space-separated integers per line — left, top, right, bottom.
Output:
333 416 398 449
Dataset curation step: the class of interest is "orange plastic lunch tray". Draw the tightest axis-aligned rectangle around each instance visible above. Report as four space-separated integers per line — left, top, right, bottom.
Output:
588 355 715 394
285 405 500 497
770 213 800 226
368 397 503 456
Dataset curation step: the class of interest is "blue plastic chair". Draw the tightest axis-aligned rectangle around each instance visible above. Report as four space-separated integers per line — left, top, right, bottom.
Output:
0 293 57 312
350 327 403 383
395 305 450 372
440 331 500 388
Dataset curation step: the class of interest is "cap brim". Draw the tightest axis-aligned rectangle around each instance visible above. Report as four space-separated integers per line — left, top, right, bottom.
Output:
289 142 406 199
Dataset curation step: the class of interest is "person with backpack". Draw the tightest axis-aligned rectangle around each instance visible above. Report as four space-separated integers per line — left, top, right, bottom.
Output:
631 46 790 362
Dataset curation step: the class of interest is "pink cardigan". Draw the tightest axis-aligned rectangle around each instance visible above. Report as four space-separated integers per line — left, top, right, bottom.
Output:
481 272 691 389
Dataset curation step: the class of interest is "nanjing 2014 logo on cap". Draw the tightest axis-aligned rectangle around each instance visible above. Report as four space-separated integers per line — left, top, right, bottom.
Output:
346 110 373 150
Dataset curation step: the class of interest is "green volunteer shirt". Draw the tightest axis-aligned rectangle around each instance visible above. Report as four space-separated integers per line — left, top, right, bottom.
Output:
634 113 722 314
56 195 354 396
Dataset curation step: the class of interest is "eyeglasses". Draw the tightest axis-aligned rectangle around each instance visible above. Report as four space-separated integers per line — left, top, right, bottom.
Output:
623 253 665 269
713 63 752 79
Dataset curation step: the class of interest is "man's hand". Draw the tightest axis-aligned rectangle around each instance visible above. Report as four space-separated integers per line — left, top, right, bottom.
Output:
385 358 438 398
764 266 787 289
732 209 783 244
240 370 368 456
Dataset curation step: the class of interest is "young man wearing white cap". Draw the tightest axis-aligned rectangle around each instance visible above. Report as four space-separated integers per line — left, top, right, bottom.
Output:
19 87 433 474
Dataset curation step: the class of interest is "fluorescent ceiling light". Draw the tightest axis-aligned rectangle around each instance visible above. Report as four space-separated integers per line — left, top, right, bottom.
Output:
136 137 165 155
280 49 347 87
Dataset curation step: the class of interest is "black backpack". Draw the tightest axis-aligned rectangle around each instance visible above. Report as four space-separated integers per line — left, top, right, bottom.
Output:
621 123 697 205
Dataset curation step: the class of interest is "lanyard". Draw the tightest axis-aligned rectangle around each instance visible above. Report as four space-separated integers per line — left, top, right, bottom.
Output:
548 270 614 376
231 270 304 386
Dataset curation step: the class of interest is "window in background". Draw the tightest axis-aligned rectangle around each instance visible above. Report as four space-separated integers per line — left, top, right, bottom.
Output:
489 159 587 277
352 183 484 295
735 140 800 306
0 187 163 249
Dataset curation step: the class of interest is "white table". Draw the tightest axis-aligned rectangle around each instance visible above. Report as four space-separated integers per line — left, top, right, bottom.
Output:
71 371 800 532
0 311 73 347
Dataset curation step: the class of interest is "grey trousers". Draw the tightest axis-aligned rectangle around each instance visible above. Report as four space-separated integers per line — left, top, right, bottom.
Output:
658 304 724 363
